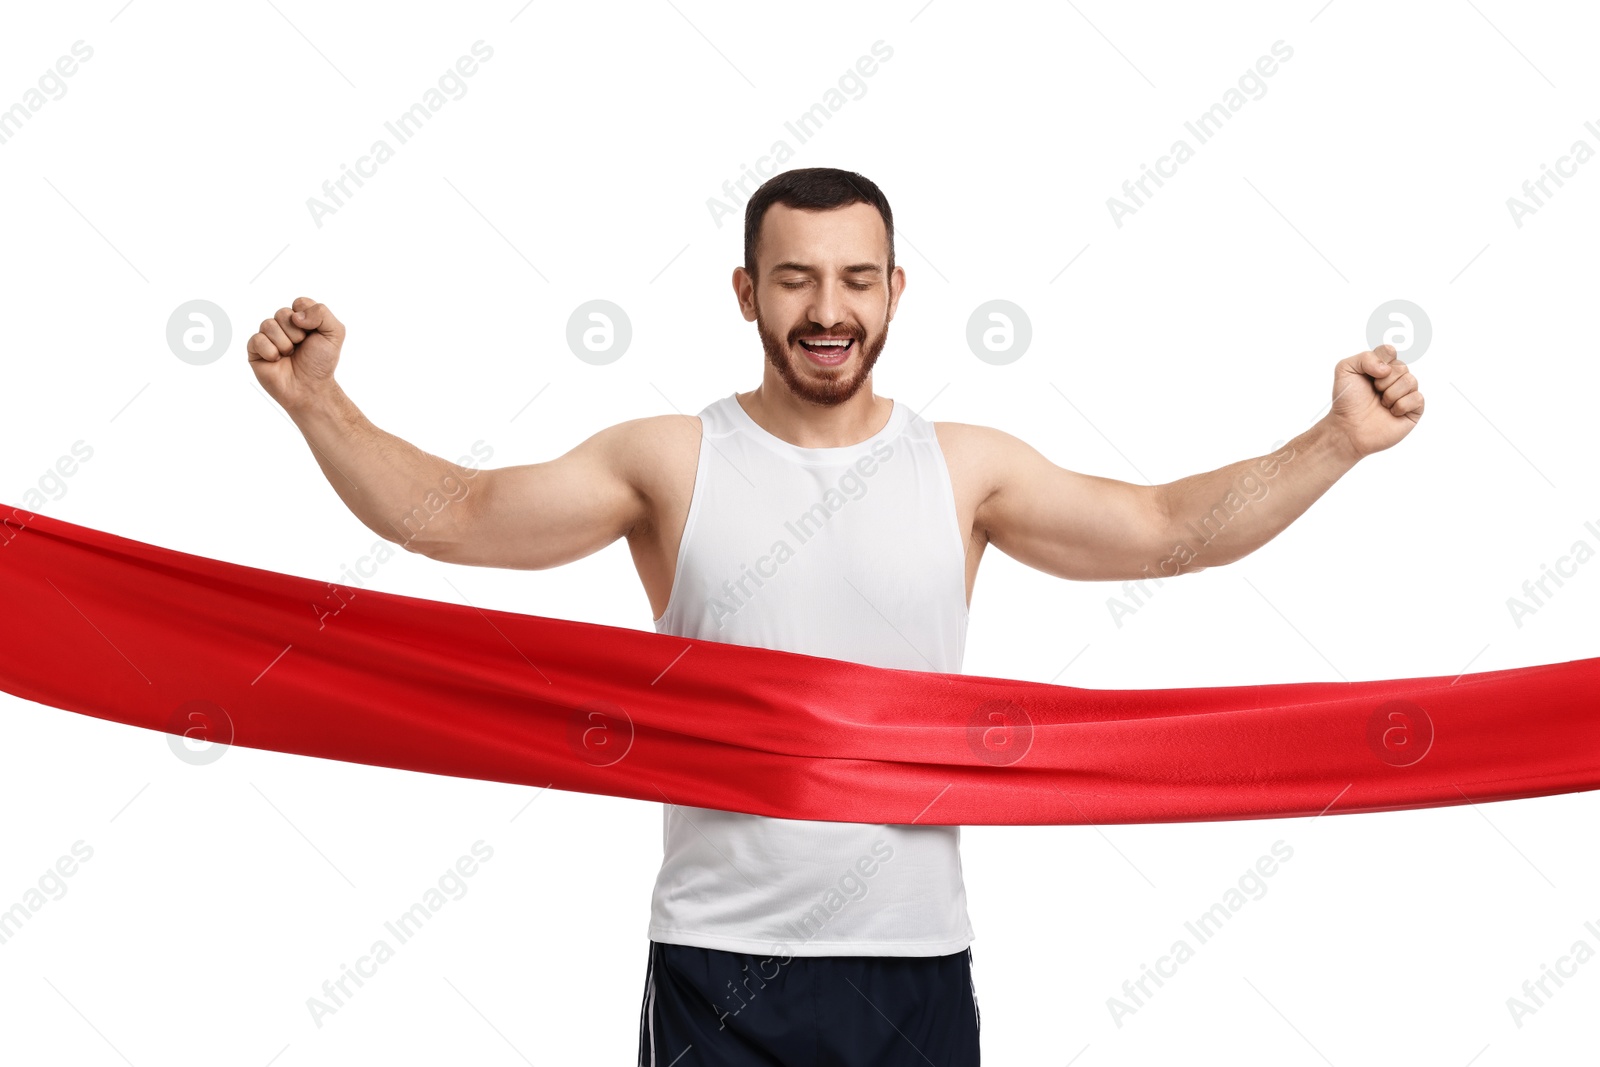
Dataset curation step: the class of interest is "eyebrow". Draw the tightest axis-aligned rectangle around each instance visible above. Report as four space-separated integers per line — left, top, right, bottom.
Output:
770 261 883 275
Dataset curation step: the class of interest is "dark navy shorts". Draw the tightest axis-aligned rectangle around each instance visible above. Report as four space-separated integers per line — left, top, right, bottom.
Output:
637 939 981 1066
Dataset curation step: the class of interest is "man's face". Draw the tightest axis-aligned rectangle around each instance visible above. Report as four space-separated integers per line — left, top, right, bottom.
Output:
736 202 905 406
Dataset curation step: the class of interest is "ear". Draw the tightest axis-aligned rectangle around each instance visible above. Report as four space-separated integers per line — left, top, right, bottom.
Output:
886 265 907 320
731 266 758 322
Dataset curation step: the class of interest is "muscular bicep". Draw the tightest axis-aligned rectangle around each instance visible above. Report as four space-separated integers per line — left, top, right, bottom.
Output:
429 420 650 570
974 429 1173 582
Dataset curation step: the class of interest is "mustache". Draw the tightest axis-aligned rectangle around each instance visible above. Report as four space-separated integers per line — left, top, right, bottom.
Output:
792 329 863 342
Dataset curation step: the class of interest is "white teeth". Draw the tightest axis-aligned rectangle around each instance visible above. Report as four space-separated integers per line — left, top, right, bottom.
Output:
802 339 851 346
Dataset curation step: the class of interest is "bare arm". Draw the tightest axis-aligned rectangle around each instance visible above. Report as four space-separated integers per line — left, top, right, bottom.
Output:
1152 346 1422 572
965 346 1422 582
430 417 666 569
1154 419 1353 573
247 297 648 566
961 424 1174 582
965 422 1341 583
284 383 494 558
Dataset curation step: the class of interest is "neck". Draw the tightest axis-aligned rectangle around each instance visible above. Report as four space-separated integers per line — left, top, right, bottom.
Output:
738 366 891 449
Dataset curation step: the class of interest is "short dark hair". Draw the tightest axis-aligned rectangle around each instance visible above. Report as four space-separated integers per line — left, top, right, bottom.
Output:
743 167 895 281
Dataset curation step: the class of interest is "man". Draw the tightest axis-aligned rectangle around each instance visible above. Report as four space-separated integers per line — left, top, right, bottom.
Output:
246 167 1423 1065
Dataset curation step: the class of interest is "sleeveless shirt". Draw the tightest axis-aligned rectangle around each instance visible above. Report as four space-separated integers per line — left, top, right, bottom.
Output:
647 392 975 956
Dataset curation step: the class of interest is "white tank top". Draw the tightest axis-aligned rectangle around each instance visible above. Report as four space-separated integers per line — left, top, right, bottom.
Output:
648 392 974 956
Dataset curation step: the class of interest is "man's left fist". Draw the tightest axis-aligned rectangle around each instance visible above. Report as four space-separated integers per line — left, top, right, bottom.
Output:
1326 343 1424 460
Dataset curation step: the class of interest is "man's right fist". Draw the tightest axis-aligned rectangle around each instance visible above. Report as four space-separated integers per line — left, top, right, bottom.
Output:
247 297 345 412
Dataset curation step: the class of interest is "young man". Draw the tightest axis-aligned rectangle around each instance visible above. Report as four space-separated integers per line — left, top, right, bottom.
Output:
246 167 1423 1065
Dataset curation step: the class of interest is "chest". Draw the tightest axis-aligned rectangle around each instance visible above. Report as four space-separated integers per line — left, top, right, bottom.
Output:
632 418 987 625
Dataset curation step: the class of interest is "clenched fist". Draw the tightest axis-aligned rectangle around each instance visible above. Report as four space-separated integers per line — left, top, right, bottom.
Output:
1326 343 1424 460
247 297 345 413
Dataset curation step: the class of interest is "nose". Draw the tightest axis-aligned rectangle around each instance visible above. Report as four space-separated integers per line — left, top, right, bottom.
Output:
806 281 847 334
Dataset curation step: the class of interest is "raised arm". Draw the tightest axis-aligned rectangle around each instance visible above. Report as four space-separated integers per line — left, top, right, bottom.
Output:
965 345 1422 582
957 423 1174 582
1151 345 1422 573
246 297 648 568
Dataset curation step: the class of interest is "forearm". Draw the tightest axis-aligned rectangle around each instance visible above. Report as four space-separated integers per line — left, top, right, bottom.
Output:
1154 416 1359 572
287 384 479 556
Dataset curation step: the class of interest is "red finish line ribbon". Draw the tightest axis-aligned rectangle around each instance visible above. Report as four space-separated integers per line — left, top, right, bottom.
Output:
1 505 1597 824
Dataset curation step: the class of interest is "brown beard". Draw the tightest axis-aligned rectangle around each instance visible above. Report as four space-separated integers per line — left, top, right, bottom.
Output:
755 295 888 407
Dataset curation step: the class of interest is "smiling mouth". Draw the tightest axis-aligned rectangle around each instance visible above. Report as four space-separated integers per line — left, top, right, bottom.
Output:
796 337 856 364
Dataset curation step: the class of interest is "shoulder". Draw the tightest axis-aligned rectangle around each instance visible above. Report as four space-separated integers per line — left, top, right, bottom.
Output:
581 412 701 450
592 415 703 511
618 412 703 444
931 421 1029 519
933 420 1029 474
601 412 697 457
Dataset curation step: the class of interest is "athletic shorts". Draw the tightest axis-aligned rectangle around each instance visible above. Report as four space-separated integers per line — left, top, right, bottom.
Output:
636 939 981 1066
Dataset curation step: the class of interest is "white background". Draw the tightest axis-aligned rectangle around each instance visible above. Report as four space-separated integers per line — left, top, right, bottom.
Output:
2 1 1597 1064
